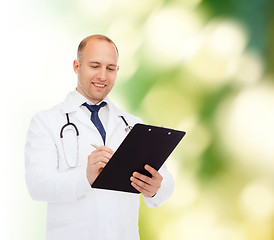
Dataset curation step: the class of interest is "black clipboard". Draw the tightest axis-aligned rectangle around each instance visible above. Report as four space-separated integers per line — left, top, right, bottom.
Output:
92 123 186 194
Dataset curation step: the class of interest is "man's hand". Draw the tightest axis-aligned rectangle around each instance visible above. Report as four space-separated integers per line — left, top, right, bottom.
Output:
130 165 163 198
86 146 114 185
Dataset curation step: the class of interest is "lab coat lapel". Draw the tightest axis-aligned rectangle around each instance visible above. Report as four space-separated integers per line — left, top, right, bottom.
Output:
106 100 123 142
62 91 123 142
74 108 96 130
62 91 97 131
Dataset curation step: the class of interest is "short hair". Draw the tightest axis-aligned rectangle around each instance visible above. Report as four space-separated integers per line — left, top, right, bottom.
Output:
77 34 119 61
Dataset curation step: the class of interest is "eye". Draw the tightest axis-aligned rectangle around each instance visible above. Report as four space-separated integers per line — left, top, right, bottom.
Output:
90 65 99 69
107 67 116 71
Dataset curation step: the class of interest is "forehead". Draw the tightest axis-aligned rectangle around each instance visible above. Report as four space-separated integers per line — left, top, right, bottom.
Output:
81 39 118 64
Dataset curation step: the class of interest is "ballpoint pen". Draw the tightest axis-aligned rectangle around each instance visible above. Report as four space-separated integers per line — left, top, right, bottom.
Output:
91 144 99 149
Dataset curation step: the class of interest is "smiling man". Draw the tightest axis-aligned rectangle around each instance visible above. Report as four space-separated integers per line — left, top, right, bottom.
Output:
74 36 119 104
25 35 174 240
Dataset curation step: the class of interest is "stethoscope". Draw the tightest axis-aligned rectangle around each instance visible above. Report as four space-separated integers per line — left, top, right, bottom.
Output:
119 115 133 132
60 113 132 168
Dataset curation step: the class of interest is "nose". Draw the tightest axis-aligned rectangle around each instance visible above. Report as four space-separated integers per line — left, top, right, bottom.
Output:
97 68 107 81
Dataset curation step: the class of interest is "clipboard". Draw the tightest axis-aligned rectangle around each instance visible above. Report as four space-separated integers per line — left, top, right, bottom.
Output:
92 123 186 194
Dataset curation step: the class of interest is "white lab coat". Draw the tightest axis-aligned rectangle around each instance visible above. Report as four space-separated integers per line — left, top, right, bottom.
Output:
25 91 174 240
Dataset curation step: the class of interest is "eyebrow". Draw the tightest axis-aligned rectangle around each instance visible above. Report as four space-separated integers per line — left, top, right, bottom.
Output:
88 61 117 67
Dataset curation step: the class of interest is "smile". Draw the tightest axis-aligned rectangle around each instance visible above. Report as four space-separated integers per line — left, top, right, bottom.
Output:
92 82 106 88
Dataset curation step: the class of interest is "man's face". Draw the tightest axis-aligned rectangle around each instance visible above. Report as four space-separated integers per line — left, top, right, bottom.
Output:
73 39 119 104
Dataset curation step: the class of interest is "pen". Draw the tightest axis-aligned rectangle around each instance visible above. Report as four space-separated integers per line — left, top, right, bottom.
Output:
91 144 99 149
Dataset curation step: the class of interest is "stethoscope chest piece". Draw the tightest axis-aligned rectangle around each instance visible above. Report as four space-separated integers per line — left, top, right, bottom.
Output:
119 116 133 133
125 125 133 132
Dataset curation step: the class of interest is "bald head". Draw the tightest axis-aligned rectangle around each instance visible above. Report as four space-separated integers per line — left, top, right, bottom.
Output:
77 35 119 62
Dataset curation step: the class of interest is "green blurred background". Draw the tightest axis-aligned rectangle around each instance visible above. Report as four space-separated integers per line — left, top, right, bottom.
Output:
2 0 274 239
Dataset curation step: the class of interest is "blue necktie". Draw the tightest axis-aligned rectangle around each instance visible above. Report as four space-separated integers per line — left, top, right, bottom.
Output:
83 102 107 144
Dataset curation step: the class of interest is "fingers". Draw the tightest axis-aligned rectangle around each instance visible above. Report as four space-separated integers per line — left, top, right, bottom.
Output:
130 165 163 198
132 172 152 186
89 151 112 164
86 146 114 185
88 146 114 164
130 175 159 198
131 181 153 197
96 146 114 155
90 145 114 157
95 161 106 169
144 165 161 178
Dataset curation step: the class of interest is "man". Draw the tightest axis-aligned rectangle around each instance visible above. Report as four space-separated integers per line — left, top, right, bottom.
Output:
25 35 174 240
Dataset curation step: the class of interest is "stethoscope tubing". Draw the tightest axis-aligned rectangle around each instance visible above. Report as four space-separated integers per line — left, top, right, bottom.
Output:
60 113 79 138
60 113 132 169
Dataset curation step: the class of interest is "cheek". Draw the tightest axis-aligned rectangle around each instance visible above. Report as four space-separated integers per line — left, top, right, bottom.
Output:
109 75 117 86
79 69 94 83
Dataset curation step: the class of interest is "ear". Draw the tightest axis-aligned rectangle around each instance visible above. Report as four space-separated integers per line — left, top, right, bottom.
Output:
73 60 79 74
116 65 119 72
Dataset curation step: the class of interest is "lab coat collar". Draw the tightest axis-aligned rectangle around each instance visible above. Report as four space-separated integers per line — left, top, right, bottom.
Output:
62 90 88 113
62 89 115 112
62 90 124 142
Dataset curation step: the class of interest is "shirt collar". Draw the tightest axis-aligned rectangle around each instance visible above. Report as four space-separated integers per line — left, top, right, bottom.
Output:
62 89 110 113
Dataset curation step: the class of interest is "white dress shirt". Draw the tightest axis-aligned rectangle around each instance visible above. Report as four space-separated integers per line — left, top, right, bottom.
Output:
74 89 109 130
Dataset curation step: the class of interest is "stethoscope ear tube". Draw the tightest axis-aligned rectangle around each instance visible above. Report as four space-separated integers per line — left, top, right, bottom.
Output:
60 113 79 138
60 135 79 169
60 113 80 168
